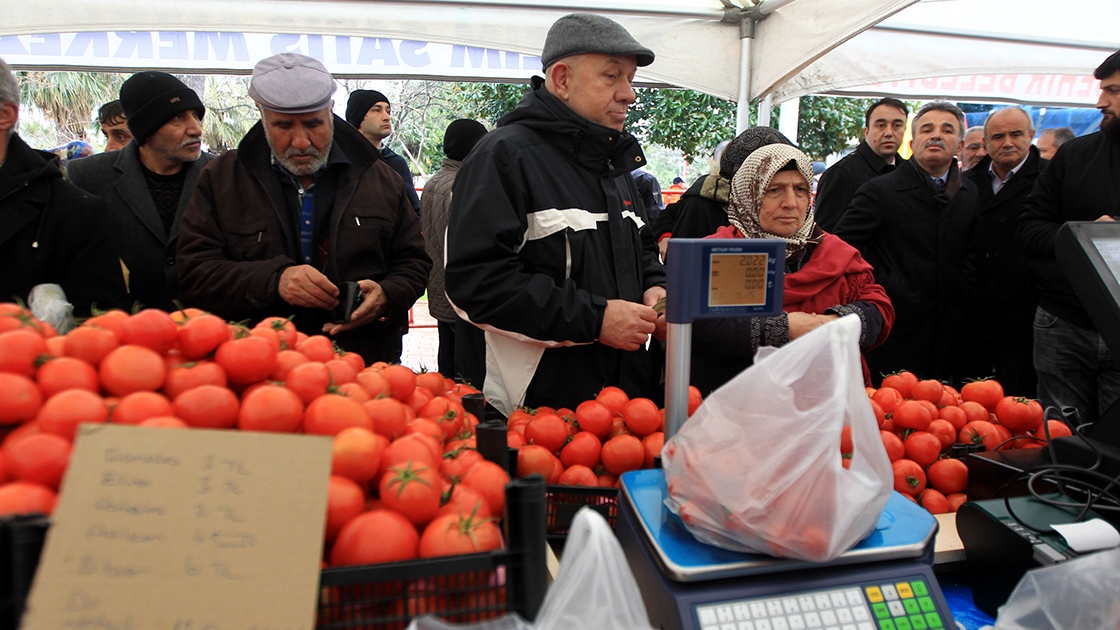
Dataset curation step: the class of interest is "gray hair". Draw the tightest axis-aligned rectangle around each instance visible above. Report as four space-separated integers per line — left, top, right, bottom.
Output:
983 106 1034 137
1040 126 1075 146
911 101 966 140
0 58 18 106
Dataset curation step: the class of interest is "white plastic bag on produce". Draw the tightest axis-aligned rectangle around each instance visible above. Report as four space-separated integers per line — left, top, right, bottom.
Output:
28 283 75 334
662 314 893 562
533 507 655 630
994 548 1120 630
406 615 531 630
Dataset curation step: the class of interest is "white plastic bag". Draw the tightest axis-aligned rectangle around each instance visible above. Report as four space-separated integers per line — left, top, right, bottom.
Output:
28 283 75 334
662 314 893 562
994 548 1120 630
407 508 654 630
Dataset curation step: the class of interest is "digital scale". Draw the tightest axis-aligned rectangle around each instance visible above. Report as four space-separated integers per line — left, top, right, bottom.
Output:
637 239 955 630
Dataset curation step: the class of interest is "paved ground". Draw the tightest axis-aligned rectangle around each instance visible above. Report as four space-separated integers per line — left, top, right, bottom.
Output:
400 296 441 372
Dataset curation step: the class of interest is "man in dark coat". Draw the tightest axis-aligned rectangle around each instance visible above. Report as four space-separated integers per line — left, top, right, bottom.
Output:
814 98 909 232
959 107 1045 396
0 58 128 316
177 53 430 364
69 72 213 311
445 13 666 415
345 89 421 214
834 102 979 385
1017 49 1120 426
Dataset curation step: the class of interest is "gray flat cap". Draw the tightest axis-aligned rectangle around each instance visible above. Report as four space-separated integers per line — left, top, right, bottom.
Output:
541 13 655 69
248 53 337 114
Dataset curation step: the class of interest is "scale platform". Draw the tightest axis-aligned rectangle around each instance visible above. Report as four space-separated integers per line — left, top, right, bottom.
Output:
618 470 954 630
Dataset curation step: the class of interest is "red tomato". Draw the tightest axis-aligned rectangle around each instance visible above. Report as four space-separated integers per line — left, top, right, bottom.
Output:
946 493 969 512
415 371 447 396
330 510 418 566
35 357 99 399
574 400 614 438
419 513 502 558
524 414 569 453
163 360 227 399
892 459 927 497
0 481 58 517
959 420 1002 451
0 373 43 424
239 385 304 433
892 400 932 432
517 444 555 479
296 334 336 363
880 372 917 399
880 430 905 462
961 379 1004 410
0 330 48 377
927 458 968 495
938 405 968 431
688 385 703 417
63 325 119 367
173 385 240 429
378 365 418 402
871 387 904 414
911 379 944 404
365 397 409 440
99 345 166 396
994 396 1044 432
919 488 950 514
177 314 229 360
112 391 174 425
1034 419 1074 441
284 362 332 405
927 419 957 451
440 447 482 481
436 484 491 520
869 399 886 429
379 461 442 526
642 432 665 469
560 432 602 469
324 475 366 543
379 435 441 478
601 434 644 476
37 389 109 440
557 465 600 487
460 461 510 518
621 398 661 436
214 336 277 386
304 394 373 436
418 397 465 441
119 309 178 354
958 401 990 423
5 433 72 490
255 316 298 349
596 386 630 416
903 432 942 468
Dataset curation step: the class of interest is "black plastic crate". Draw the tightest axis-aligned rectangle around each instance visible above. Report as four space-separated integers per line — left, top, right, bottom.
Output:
317 476 547 630
543 485 619 546
0 514 50 630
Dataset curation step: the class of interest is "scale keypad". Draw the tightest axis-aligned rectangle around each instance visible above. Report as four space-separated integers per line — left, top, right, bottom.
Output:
694 578 945 630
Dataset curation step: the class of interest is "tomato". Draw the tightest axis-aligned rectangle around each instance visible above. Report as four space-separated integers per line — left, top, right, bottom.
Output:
0 330 48 377
919 488 950 514
100 345 166 396
911 379 944 404
688 385 703 417
960 379 1004 410
304 394 373 436
177 314 229 360
892 400 932 432
939 389 960 407
946 493 968 512
418 397 465 441
113 391 174 425
938 405 968 431
419 512 502 558
238 385 304 433
559 432 602 469
548 456 564 484
1034 419 1074 441
892 459 927 497
214 336 277 386
378 365 417 402
338 352 365 376
37 389 109 440
169 306 206 325
959 420 1001 451
331 509 419 566
270 349 310 382
557 465 599 487
380 461 443 526
0 374 43 424
507 432 526 449
379 435 441 478
927 458 968 495
284 362 332 405
85 310 129 338
958 401 989 424
517 444 555 479
597 472 618 488
0 482 57 517
63 325 119 367
335 382 371 404
5 433 72 490
903 432 942 468
621 398 661 436
35 357 99 398
324 475 366 543
405 386 434 414
596 386 630 416
871 387 904 414
255 316 298 349
869 399 886 429
927 419 957 451
524 414 568 453
365 397 410 440
324 359 357 386
573 400 614 438
173 385 240 430
355 370 390 398
601 434 644 476
163 360 228 399
880 372 916 398
880 430 905 462
440 447 482 481
991 423 1013 451
415 371 447 396
406 418 445 444
994 396 1044 432
460 461 510 517
119 309 178 354
641 432 664 469
0 308 47 335
437 484 492 520
138 416 189 429
296 335 336 363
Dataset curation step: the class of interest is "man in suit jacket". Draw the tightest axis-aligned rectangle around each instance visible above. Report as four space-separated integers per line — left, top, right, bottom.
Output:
959 107 1045 396
834 102 979 385
69 72 213 311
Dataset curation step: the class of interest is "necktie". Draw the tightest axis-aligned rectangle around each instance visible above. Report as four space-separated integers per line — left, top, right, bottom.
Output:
935 178 946 193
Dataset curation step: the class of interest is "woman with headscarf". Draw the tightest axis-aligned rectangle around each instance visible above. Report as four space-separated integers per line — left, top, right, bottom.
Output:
690 144 895 395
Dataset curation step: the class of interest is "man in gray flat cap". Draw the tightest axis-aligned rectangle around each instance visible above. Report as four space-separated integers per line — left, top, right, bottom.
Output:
176 52 430 363
445 13 666 414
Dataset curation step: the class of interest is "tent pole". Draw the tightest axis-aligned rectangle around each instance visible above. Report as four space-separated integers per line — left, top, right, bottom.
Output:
734 14 755 133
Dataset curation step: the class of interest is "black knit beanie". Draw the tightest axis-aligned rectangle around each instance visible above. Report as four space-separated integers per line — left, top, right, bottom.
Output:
345 90 389 128
719 127 795 180
119 72 205 146
443 119 487 161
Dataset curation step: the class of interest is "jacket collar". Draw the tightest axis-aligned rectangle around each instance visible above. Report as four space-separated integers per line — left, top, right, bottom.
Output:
856 139 903 173
0 133 59 199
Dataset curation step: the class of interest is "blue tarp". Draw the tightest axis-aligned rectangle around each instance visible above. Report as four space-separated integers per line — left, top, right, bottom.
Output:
965 106 1102 140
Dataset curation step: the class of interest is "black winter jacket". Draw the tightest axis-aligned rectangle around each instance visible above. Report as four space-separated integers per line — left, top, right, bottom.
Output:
1017 130 1120 330
0 134 128 316
445 80 665 413
814 140 904 232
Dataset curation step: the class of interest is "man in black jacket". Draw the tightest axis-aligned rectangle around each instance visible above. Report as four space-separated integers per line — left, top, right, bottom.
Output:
1017 50 1120 425
69 72 213 311
814 98 908 232
345 90 421 214
0 58 128 316
834 102 979 385
960 107 1046 396
445 13 666 415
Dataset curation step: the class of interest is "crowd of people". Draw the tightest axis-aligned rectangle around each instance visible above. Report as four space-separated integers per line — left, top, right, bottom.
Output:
2 13 1118 425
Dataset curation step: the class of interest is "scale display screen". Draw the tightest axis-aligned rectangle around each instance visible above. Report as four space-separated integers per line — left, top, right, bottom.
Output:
708 253 769 307
694 577 947 630
666 239 785 323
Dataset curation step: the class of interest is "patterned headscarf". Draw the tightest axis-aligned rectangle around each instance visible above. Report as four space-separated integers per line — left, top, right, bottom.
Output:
719 126 795 180
726 144 820 260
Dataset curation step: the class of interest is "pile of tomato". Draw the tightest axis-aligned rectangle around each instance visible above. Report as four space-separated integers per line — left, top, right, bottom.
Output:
869 371 1072 515
504 386 703 488
0 303 512 568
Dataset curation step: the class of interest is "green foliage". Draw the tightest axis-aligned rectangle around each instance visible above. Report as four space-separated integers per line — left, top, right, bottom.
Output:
18 71 126 145
447 82 528 127
201 76 258 153
796 95 877 160
627 88 740 162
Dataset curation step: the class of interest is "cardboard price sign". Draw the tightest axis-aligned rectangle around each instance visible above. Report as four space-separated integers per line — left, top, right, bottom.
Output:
21 424 332 630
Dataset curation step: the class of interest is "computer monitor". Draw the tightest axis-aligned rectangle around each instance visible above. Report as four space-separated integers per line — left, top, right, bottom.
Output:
1055 221 1120 448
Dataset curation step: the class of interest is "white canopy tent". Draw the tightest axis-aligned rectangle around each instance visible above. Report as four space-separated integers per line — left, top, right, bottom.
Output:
1 0 1117 128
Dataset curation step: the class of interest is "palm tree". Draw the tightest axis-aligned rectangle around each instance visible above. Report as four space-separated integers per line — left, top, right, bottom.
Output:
18 71 126 145
201 76 258 153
